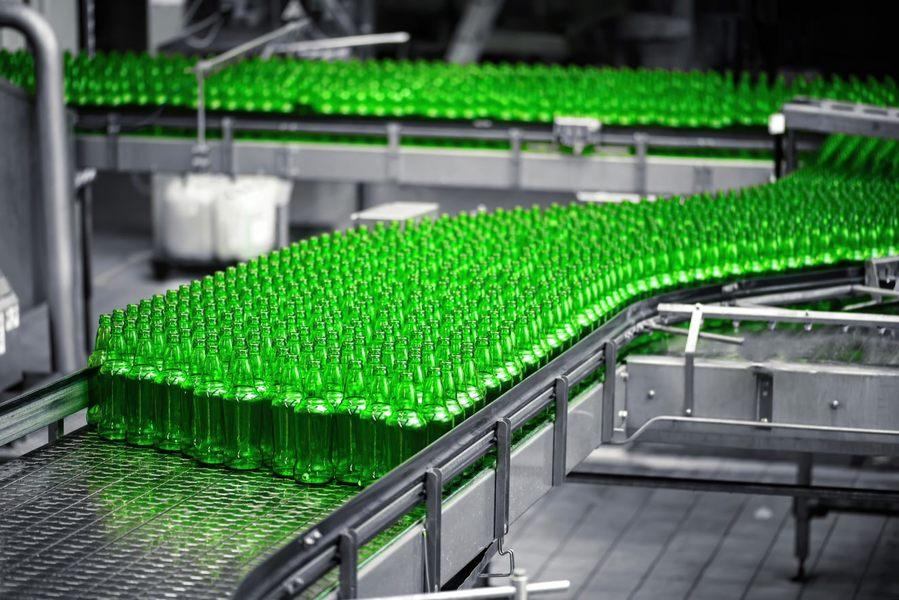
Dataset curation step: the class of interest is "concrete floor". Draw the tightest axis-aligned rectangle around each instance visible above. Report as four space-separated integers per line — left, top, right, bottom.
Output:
5 228 899 598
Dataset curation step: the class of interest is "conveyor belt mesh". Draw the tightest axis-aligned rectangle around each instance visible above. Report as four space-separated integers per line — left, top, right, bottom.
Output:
0 429 415 599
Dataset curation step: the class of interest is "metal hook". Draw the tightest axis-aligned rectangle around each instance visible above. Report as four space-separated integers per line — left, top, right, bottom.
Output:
479 537 516 578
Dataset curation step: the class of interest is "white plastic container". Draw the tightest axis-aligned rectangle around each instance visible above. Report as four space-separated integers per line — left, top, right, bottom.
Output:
152 173 292 263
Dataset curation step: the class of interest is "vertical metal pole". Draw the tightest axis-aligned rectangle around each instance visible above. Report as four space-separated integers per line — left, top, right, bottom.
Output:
357 0 375 58
511 568 528 600
600 342 617 443
784 130 797 174
1 2 84 374
634 132 649 197
493 418 512 541
551 376 569 486
509 128 522 190
424 468 443 592
793 453 813 581
78 0 96 56
337 529 358 599
683 307 703 417
79 182 94 354
192 70 210 171
773 134 784 180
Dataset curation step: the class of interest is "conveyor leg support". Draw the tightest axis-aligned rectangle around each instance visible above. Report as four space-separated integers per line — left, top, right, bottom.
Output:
792 453 813 581
551 376 569 486
424 467 443 592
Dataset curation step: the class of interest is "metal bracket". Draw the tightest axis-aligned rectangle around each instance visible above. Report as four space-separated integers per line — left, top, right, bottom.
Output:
509 128 522 189
553 116 601 155
106 113 120 171
221 116 235 177
784 130 798 173
276 146 301 178
493 418 512 540
424 468 443 592
864 256 899 291
386 122 402 182
752 366 774 423
692 165 713 192
479 417 515 580
551 376 569 486
337 529 358 599
683 306 704 417
633 132 649 196
600 342 617 444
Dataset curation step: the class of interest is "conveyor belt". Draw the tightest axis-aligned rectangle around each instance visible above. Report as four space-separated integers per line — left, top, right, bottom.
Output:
0 429 416 599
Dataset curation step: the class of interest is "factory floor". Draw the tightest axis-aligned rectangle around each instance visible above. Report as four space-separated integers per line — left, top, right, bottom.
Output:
497 447 899 600
6 228 899 598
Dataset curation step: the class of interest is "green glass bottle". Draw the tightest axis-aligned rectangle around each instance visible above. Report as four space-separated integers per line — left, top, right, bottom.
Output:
385 371 427 469
334 361 367 485
363 363 392 480
272 357 303 477
98 311 129 441
222 341 265 470
295 361 334 484
155 329 186 452
124 319 159 446
86 314 112 426
191 333 227 465
420 367 454 445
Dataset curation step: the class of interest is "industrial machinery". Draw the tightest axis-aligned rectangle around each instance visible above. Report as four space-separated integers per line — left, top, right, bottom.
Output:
2 3 899 600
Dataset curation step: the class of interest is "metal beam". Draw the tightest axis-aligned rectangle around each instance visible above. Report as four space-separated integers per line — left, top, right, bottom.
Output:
782 98 899 140
446 0 505 64
75 135 772 195
658 302 899 329
567 470 899 504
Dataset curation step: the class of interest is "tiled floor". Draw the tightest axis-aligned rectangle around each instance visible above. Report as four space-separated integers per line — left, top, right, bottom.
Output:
496 448 899 600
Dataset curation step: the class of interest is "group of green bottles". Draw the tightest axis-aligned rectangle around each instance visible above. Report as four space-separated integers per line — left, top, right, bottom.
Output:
1 49 896 128
84 135 899 486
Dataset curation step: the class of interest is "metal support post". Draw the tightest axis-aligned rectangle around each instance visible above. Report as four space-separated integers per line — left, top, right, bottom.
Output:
0 1 84 374
634 132 649 196
76 173 96 354
424 468 443 592
784 130 797 174
493 418 512 541
551 377 569 486
446 0 506 64
793 453 813 581
387 122 402 182
773 134 784 179
222 116 235 177
683 307 703 417
511 569 528 600
480 417 516 579
600 342 617 443
189 20 307 171
753 367 773 423
509 128 522 189
338 529 359 599
106 112 120 171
